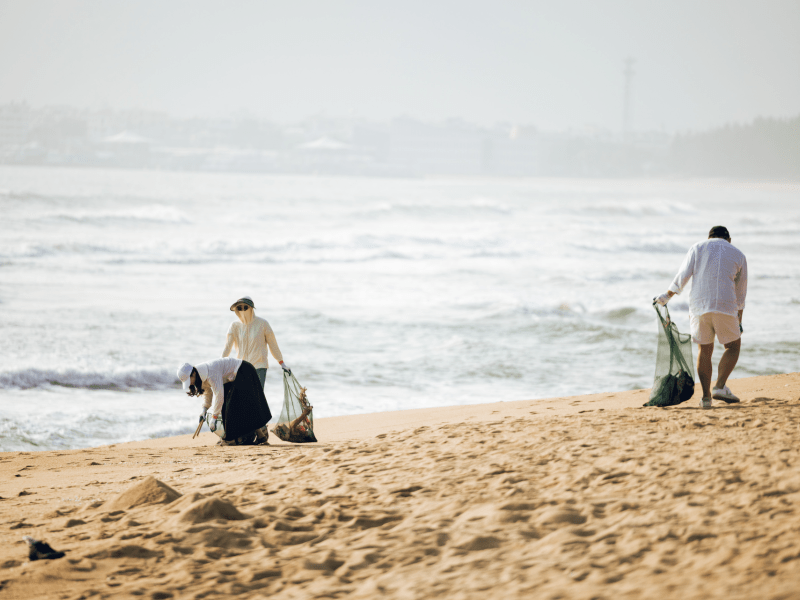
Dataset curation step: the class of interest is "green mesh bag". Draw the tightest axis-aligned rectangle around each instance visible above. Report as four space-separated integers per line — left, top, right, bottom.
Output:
272 371 317 443
644 304 696 407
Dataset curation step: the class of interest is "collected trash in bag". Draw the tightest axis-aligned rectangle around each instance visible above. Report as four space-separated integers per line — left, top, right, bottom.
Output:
273 371 317 443
644 303 696 407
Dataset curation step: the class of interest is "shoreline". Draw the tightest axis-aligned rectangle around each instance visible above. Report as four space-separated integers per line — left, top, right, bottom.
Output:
1 371 799 599
3 371 794 455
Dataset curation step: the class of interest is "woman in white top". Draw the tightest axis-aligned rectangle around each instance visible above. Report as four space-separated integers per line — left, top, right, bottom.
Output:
222 296 291 388
177 357 271 445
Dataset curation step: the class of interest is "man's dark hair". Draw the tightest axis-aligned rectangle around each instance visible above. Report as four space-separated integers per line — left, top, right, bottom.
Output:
708 225 730 240
186 367 204 397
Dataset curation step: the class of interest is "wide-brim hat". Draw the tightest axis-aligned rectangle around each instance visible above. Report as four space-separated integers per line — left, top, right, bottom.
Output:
230 296 255 311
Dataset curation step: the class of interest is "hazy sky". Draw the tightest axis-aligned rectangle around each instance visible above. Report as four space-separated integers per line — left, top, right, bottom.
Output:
1 0 798 132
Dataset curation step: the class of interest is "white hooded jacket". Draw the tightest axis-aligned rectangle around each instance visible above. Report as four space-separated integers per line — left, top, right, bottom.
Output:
222 307 284 370
196 357 243 417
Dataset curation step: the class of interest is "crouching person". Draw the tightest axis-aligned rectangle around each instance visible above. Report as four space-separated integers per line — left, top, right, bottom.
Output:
177 357 270 446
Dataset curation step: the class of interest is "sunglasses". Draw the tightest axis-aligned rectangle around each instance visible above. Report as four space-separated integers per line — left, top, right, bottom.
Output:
236 305 250 311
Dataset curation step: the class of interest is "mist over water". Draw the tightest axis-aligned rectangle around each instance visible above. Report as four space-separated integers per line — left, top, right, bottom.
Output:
1 166 798 451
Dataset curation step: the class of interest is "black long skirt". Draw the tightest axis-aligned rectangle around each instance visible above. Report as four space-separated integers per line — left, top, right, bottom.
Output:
221 361 272 441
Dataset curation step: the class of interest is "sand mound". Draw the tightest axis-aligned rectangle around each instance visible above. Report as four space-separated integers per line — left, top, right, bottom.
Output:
536 506 586 525
165 491 205 513
187 528 255 549
454 534 504 552
106 476 182 511
303 550 345 571
173 497 249 524
63 518 86 528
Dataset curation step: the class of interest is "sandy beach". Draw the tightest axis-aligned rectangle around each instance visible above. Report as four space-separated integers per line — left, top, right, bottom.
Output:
1 372 799 599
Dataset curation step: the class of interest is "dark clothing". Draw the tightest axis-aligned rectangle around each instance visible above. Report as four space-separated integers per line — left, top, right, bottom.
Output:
256 367 267 388
221 360 272 440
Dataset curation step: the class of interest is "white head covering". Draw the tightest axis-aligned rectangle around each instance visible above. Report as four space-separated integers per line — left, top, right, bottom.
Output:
176 362 193 392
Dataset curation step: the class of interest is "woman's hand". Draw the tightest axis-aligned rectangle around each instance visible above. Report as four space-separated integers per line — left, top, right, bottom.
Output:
208 415 220 432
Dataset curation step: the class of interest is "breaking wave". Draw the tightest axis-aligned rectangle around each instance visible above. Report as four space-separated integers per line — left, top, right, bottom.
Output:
0 367 177 391
0 233 523 264
560 199 697 217
572 239 689 254
43 205 191 225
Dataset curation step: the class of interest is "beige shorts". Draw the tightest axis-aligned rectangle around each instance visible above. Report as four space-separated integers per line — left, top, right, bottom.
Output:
690 312 741 346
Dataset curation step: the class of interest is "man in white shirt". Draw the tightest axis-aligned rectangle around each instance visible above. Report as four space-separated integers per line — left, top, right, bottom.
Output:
655 226 748 408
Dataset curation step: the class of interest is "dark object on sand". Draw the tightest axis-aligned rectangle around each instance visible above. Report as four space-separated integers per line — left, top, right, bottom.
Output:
23 536 65 561
220 361 272 442
644 304 696 407
273 371 317 443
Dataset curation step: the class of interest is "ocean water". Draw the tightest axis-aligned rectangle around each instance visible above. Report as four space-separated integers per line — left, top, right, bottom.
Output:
1 166 798 451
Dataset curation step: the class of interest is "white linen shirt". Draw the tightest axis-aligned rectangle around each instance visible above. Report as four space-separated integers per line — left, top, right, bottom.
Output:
196 357 243 417
669 238 747 318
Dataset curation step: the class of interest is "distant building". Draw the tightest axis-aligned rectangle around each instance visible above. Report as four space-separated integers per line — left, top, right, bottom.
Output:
0 102 686 177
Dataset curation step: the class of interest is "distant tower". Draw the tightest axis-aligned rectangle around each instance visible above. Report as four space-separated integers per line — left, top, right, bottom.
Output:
623 58 635 139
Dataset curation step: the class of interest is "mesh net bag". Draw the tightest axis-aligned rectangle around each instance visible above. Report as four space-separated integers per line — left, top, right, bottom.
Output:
644 304 696 407
272 371 317 443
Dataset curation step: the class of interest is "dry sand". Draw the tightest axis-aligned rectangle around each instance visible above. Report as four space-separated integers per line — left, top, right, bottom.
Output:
1 372 799 600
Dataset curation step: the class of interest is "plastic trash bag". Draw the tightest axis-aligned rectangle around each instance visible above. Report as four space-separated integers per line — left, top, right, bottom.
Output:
644 304 696 407
272 371 317 443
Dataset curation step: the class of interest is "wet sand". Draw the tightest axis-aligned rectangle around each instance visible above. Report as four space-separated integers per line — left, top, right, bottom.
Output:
1 372 799 599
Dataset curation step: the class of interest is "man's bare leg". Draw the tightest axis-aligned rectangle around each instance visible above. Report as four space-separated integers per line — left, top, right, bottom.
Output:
697 343 714 398
715 338 741 390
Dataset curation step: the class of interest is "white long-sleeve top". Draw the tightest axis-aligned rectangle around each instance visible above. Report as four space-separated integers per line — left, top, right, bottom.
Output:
222 314 283 370
196 357 243 416
669 238 747 318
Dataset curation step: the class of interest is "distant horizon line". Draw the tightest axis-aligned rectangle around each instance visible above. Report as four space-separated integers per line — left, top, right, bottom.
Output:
2 100 798 137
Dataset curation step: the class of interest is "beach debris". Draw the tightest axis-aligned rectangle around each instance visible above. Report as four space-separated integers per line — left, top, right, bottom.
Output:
106 476 182 511
273 372 317 443
23 536 65 561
